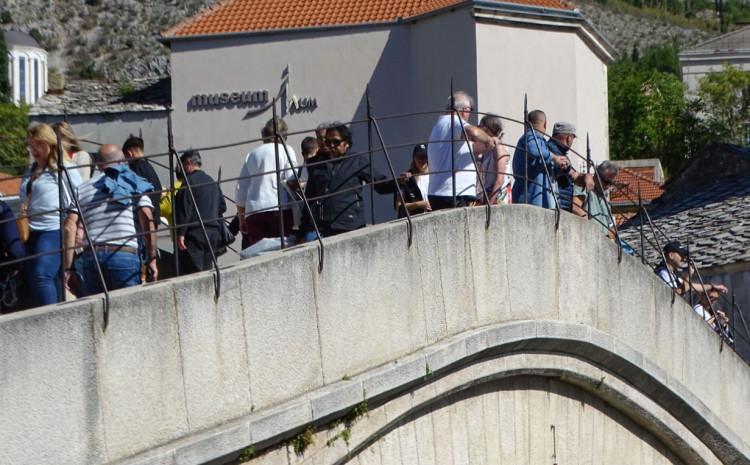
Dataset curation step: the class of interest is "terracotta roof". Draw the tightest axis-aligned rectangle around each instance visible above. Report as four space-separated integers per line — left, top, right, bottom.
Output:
162 0 577 38
0 172 22 198
609 166 664 206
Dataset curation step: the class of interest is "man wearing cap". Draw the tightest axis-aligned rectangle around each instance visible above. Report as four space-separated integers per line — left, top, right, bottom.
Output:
511 110 570 208
654 241 728 296
547 121 594 211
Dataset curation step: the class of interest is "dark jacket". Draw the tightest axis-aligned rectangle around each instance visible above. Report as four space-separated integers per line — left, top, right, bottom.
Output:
175 169 226 273
396 175 426 219
175 169 226 238
130 157 163 227
301 152 398 233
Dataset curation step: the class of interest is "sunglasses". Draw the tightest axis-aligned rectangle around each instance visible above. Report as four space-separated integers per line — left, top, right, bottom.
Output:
326 138 344 146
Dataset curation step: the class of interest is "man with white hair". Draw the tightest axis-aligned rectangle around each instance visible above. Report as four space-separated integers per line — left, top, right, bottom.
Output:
63 143 158 296
571 159 619 240
427 91 498 210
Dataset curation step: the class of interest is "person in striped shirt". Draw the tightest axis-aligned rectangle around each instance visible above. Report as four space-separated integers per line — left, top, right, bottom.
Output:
63 144 158 297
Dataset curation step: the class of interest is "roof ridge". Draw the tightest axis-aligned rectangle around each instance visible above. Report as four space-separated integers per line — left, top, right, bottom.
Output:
162 0 237 38
686 24 750 51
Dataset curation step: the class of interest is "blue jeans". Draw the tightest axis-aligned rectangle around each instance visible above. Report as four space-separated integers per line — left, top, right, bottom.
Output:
81 249 141 297
25 230 63 306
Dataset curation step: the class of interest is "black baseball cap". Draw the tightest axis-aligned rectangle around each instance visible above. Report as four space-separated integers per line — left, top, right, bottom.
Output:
413 144 427 157
664 241 688 258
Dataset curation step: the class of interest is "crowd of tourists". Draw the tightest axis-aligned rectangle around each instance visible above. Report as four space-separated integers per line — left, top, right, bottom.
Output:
0 93 736 344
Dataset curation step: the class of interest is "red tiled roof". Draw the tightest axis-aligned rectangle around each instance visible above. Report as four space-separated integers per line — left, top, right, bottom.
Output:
162 0 577 38
0 172 22 197
610 166 664 206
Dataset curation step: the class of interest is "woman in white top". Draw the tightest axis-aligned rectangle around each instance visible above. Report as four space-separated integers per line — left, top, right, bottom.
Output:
20 124 81 306
235 117 297 246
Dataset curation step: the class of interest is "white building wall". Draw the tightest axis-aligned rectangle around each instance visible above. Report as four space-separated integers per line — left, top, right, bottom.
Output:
171 26 422 224
169 8 610 223
475 23 609 163
680 52 750 92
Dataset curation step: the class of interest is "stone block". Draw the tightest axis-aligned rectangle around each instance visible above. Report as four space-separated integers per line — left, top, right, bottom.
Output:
239 246 324 409
174 423 250 465
174 268 253 431
0 300 106 465
362 355 426 401
465 206 512 326
95 281 189 460
250 400 312 446
310 380 365 422
313 223 428 383
425 336 467 374
502 205 559 321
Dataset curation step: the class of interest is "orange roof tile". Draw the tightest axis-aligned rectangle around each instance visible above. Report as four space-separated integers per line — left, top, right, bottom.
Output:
610 166 664 206
0 172 22 197
162 0 576 38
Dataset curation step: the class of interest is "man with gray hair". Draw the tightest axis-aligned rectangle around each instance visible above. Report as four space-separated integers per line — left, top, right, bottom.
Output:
427 91 499 210
571 159 619 240
547 121 594 211
63 144 158 296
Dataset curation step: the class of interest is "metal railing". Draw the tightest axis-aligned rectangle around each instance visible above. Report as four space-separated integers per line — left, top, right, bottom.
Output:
0 89 747 359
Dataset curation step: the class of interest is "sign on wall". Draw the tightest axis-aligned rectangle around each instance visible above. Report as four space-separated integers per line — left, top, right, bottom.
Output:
187 65 317 119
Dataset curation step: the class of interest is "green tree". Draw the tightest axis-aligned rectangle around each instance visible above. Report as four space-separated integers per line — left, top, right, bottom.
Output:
695 62 750 145
0 103 30 175
608 44 716 175
0 30 10 103
639 43 681 76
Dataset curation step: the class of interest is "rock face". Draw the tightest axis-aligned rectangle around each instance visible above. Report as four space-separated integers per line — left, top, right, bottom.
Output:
576 2 716 58
0 0 214 80
0 0 719 81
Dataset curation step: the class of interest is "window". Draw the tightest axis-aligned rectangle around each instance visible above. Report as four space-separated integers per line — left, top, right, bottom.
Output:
19 57 26 102
34 59 39 102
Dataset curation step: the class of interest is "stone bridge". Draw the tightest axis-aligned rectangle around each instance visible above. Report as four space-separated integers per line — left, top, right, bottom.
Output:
1 206 748 465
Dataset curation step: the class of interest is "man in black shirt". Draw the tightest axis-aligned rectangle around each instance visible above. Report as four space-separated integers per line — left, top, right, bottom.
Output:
123 135 163 228
175 150 226 274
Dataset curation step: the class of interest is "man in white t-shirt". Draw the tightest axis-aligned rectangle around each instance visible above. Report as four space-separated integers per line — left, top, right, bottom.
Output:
427 91 499 210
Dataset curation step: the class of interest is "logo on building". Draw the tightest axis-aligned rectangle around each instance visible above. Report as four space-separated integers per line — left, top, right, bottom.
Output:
191 90 269 108
187 65 317 118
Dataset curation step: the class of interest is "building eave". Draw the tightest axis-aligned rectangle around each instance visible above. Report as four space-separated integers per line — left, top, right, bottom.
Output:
472 1 617 63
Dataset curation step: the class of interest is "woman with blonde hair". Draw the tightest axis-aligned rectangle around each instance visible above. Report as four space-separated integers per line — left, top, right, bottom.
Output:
52 121 93 181
19 123 82 306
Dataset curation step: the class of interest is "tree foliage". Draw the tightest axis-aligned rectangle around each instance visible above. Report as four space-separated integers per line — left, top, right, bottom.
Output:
0 30 10 103
608 45 713 175
0 102 30 175
695 62 750 145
